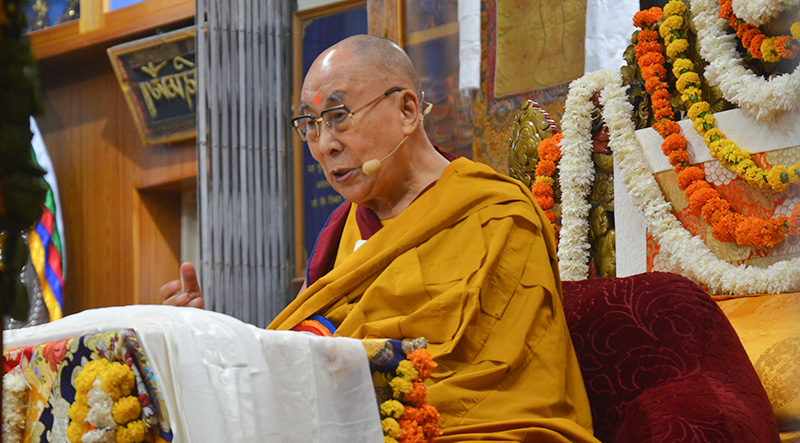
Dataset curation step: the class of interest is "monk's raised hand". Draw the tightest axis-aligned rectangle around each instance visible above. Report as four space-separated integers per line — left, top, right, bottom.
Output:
159 262 205 309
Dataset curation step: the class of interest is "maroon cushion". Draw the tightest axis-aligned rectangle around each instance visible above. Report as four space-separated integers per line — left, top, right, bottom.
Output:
562 272 778 443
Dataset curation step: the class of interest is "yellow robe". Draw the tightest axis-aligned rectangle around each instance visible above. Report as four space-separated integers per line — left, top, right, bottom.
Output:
269 157 599 443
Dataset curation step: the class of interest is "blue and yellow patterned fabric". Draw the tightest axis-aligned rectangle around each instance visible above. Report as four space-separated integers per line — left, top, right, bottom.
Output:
3 328 173 443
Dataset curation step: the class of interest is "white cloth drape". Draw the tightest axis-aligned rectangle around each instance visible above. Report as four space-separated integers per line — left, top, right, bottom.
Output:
4 305 383 442
584 0 640 73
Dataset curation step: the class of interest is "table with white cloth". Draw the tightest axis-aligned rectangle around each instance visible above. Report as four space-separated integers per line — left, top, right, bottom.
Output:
3 305 384 442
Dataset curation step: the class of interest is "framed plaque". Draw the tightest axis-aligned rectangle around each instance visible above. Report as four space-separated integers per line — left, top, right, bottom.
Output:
108 26 197 146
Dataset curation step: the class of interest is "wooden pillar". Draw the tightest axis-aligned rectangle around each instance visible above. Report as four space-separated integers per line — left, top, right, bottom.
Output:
367 0 404 46
79 0 105 33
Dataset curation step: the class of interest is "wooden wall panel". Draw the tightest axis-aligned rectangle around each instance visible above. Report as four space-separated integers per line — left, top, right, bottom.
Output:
36 54 196 315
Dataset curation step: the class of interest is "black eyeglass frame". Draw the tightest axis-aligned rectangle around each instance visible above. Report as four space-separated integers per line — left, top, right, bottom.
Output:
291 87 403 142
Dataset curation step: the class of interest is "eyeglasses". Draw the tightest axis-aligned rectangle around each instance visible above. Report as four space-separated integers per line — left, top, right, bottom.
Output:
291 87 402 142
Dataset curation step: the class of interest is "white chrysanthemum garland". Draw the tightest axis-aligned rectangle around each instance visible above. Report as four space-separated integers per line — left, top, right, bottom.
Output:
730 0 798 27
557 69 800 294
691 0 800 121
555 70 603 279
2 368 29 443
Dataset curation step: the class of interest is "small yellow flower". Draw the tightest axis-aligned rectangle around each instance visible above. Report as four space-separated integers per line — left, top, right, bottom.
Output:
535 176 555 187
735 160 752 175
396 360 419 381
692 113 714 134
380 400 405 419
389 376 413 399
658 15 683 42
112 396 142 424
676 71 700 92
76 360 109 393
68 400 90 422
663 0 686 16
381 418 402 439
709 140 723 157
703 128 724 144
791 22 800 41
101 363 135 401
680 85 702 103
767 166 791 192
760 37 780 63
789 165 800 184
384 437 399 443
666 39 689 59
115 420 146 443
67 420 90 443
672 58 694 77
687 101 710 121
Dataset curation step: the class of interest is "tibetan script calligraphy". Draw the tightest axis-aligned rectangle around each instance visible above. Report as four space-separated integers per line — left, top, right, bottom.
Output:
108 26 197 145
138 56 197 120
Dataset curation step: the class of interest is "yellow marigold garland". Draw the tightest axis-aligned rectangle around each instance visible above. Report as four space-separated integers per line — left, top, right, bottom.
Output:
634 2 800 249
718 0 800 61
378 347 441 443
68 359 148 443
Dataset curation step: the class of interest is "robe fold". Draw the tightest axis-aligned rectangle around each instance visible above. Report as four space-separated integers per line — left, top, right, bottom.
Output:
269 157 599 443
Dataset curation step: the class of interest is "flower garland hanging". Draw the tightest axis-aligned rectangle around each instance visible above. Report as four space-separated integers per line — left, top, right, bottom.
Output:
2 368 28 443
719 0 800 62
531 133 564 241
730 0 800 27
691 0 800 120
373 348 441 443
667 2 800 192
558 67 800 293
634 2 800 249
67 359 147 443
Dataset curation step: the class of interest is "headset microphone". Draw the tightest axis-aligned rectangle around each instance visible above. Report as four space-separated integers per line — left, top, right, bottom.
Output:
362 136 408 175
361 99 434 176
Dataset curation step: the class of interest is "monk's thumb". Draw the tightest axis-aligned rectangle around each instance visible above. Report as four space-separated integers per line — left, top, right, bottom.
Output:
181 262 201 293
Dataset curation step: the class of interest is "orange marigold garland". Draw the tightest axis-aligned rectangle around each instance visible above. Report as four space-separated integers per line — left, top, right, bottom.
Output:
634 0 800 249
377 347 441 443
533 133 563 241
718 0 800 62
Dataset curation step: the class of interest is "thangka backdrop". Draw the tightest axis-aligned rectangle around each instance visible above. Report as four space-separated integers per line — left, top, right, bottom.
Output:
472 0 638 173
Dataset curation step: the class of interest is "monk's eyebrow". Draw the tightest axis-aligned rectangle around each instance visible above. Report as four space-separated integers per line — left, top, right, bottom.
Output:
326 91 346 105
298 91 347 115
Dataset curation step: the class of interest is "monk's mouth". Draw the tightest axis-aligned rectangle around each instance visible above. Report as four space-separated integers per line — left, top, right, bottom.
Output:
331 168 355 182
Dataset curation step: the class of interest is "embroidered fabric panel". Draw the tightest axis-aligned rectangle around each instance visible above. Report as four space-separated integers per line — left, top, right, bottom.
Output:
3 329 173 443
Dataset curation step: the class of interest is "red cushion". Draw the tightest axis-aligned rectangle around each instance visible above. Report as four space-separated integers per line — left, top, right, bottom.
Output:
562 272 778 443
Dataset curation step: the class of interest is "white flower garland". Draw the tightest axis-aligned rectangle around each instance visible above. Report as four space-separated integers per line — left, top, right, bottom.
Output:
2 368 28 443
558 68 800 294
555 70 606 279
85 378 117 443
691 0 800 121
731 0 798 27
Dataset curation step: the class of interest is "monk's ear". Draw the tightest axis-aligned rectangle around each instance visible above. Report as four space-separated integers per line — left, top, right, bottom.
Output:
399 89 421 134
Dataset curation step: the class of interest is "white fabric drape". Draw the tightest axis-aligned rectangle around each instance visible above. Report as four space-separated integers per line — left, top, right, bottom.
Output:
584 0 640 73
4 305 384 442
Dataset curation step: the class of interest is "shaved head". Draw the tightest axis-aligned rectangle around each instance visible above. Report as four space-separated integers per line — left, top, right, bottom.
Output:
325 35 422 98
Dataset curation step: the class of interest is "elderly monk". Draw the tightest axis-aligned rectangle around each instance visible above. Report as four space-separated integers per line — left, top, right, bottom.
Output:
161 35 599 443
